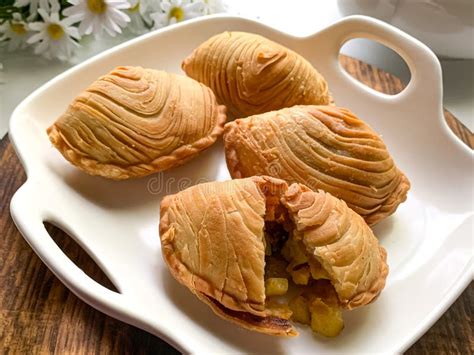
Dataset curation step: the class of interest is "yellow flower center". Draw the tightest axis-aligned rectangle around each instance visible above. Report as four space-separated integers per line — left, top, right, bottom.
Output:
10 23 27 35
87 0 107 14
169 7 184 21
47 24 64 40
129 1 140 12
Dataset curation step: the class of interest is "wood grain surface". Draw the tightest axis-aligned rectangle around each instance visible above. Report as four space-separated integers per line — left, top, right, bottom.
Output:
1 56 472 354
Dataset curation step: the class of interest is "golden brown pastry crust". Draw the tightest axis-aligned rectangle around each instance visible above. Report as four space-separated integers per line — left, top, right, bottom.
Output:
282 184 389 309
198 293 297 337
223 105 410 225
182 31 330 117
159 177 388 336
47 66 227 180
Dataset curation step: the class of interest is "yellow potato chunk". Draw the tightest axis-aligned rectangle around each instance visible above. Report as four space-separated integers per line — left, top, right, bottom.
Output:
291 240 308 265
289 295 311 325
282 239 308 270
265 277 288 296
291 265 311 285
310 298 344 337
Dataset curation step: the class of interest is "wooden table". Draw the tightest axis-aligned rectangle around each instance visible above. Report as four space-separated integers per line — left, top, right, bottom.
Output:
1 57 472 353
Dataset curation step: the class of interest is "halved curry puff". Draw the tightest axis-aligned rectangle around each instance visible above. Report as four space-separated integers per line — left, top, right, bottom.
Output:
159 176 388 337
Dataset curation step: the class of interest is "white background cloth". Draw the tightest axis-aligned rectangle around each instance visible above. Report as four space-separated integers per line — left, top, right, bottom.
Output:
1 0 472 138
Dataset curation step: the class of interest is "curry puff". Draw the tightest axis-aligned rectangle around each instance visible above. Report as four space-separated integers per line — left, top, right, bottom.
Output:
223 106 410 225
182 32 330 117
159 176 388 337
47 66 226 179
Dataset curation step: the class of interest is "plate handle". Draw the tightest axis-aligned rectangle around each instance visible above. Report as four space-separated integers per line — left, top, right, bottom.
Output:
10 182 132 321
320 15 443 108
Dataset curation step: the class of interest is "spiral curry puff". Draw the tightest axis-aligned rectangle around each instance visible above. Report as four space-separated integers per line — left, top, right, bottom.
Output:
223 106 410 226
47 66 227 179
160 176 388 337
182 32 330 117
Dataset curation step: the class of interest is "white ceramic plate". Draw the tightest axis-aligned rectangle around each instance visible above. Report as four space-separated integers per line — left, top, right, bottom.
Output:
10 15 473 354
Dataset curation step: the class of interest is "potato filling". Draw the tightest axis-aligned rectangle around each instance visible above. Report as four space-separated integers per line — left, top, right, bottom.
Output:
263 218 344 337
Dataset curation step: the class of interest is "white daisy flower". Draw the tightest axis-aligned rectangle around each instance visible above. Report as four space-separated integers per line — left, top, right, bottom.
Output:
14 0 62 20
27 2 81 61
126 0 147 35
13 0 59 20
13 0 41 20
202 0 225 15
63 0 131 38
150 0 204 29
138 0 161 26
0 13 31 51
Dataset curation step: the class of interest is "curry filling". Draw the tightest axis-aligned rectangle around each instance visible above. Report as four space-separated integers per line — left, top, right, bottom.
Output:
262 213 344 337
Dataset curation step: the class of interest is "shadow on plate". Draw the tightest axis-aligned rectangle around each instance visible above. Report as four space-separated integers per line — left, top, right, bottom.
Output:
53 141 225 210
371 216 395 241
161 268 288 353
